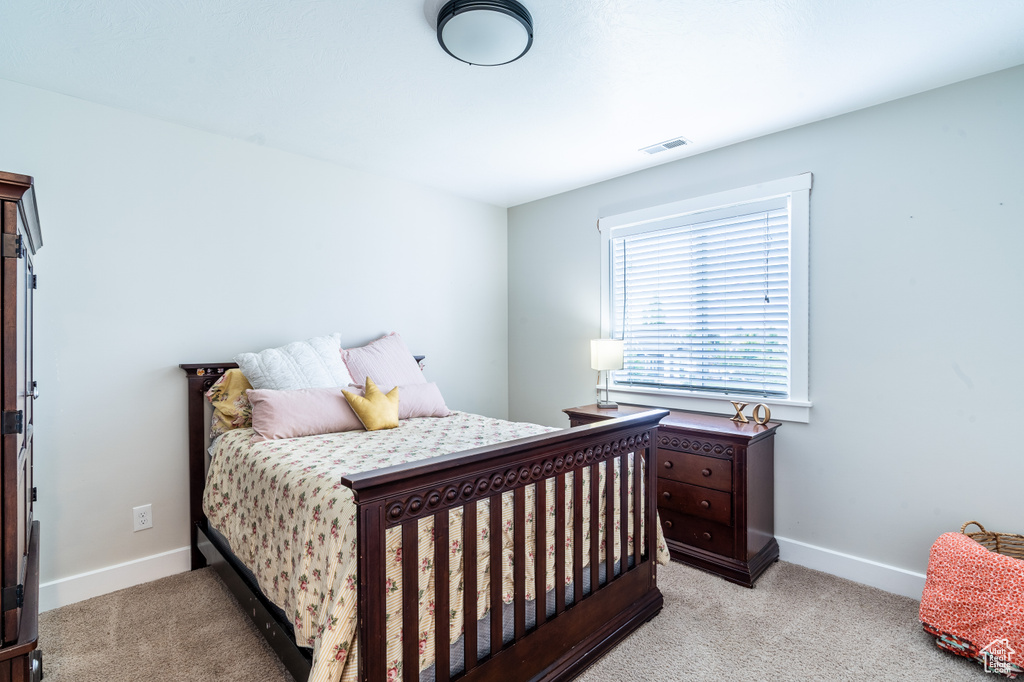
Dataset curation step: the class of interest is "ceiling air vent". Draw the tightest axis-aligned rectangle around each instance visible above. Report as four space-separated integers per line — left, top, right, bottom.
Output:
640 136 692 155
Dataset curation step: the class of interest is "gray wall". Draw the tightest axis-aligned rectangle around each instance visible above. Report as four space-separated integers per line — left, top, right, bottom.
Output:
0 78 510 583
508 65 1024 574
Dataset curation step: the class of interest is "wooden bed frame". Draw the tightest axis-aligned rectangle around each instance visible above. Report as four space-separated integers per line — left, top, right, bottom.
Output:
182 362 666 682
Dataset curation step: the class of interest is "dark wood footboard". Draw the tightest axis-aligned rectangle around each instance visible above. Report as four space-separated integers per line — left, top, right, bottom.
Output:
182 362 665 682
342 409 666 682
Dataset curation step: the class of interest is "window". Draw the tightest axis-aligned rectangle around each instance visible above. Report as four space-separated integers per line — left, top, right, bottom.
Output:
599 174 811 422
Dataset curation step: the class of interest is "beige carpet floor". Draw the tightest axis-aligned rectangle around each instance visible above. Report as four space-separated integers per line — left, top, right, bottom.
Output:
39 560 985 681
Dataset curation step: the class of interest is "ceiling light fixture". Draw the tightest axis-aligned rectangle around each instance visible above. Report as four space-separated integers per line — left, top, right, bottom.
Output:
437 0 533 66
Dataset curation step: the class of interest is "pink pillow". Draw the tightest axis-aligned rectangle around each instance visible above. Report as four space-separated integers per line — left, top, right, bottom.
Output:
341 332 425 388
248 383 452 441
384 382 451 419
248 387 364 441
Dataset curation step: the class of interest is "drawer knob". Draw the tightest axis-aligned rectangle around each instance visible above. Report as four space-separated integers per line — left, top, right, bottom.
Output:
662 491 671 501
702 532 712 541
701 468 712 477
664 520 673 529
663 461 673 469
700 500 710 509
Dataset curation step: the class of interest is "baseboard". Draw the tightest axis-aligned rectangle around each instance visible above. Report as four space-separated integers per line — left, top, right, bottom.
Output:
37 538 924 612
39 546 190 612
776 536 926 600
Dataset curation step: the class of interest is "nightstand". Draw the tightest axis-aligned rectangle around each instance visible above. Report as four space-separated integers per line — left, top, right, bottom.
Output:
563 404 780 587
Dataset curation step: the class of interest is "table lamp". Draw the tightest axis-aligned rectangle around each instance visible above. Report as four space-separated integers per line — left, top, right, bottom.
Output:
590 339 624 409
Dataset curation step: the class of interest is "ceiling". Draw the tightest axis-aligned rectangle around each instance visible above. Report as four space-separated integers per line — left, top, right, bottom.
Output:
1 1 1023 207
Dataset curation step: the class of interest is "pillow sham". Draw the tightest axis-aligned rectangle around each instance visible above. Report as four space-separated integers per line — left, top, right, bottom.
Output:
346 381 451 419
205 369 253 440
343 378 400 431
235 333 353 390
340 332 425 389
248 387 363 441
247 381 451 441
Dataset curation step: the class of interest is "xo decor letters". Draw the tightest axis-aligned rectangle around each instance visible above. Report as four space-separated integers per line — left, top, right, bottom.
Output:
383 428 653 527
731 401 772 425
751 403 772 425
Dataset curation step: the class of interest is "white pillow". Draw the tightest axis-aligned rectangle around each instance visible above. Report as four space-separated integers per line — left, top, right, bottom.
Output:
234 333 353 390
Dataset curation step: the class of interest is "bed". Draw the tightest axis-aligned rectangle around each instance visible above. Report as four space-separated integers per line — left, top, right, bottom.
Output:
182 361 667 682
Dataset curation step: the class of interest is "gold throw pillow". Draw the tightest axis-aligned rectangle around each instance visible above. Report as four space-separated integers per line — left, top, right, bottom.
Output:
343 377 400 431
206 368 253 439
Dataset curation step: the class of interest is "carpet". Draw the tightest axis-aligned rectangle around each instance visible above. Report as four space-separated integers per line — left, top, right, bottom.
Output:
39 560 983 681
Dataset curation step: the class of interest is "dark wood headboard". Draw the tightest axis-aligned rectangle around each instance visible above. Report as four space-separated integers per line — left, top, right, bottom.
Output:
178 355 426 569
179 363 237 568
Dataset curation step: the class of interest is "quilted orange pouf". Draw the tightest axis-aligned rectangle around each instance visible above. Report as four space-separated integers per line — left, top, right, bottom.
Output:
920 531 1024 677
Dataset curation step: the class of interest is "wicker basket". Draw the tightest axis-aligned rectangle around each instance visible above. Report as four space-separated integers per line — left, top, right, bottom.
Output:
961 521 1024 561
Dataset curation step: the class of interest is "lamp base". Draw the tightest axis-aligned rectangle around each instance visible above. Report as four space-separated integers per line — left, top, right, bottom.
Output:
596 399 618 409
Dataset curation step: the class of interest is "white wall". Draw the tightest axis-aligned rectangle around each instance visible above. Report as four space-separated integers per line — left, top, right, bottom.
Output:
0 79 509 590
508 65 1024 580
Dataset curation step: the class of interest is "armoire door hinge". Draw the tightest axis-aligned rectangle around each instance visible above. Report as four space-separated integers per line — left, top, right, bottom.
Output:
32 487 37 502
1 584 23 611
31 274 37 289
1 410 23 435
1 234 22 259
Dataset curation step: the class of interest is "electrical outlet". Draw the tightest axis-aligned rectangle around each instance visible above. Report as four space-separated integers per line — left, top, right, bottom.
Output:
133 504 153 532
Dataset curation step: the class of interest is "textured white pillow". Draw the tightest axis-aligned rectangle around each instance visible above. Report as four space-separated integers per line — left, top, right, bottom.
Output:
234 333 353 390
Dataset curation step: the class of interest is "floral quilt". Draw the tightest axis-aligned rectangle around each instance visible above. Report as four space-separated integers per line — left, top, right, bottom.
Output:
204 411 668 682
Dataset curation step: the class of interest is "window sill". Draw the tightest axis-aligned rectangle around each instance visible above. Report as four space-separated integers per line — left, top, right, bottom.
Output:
603 385 811 423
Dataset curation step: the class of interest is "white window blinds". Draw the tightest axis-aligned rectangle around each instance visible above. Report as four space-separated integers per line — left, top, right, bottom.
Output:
610 201 791 398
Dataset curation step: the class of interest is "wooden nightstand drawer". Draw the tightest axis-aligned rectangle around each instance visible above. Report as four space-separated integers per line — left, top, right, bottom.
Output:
657 432 734 458
658 449 732 493
568 415 602 428
657 479 732 526
659 509 734 557
564 404 779 587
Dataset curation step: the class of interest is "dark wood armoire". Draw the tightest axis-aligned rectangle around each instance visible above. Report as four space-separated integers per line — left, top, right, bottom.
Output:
0 172 41 682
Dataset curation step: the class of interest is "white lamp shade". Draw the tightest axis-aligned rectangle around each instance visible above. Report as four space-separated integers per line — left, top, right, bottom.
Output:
590 339 624 371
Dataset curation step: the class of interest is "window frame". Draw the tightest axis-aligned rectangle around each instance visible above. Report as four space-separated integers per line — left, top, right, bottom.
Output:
599 173 812 423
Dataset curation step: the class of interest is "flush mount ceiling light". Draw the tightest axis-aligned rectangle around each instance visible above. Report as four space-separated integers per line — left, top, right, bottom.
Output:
437 0 533 66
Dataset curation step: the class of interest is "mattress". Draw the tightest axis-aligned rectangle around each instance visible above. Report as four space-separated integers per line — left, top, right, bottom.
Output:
204 411 668 682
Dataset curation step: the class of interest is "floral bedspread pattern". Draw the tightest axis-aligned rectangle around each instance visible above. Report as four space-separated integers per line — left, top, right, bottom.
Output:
204 412 668 682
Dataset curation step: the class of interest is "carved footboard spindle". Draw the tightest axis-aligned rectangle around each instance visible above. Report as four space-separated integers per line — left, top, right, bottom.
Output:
342 409 666 682
590 461 600 594
602 465 611 585
620 451 629 579
357 500 388 682
434 508 450 682
572 470 583 601
554 471 566 614
488 493 501 658
463 500 477 672
536 476 547 627
513 485 526 641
